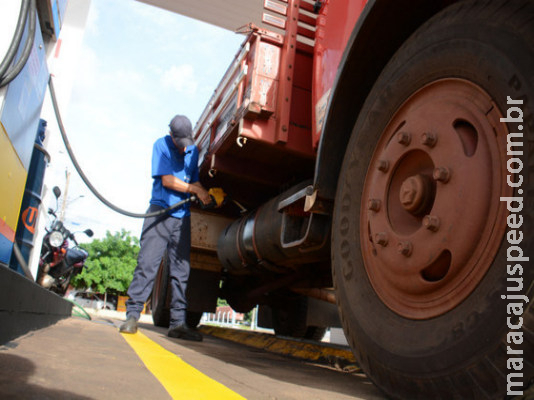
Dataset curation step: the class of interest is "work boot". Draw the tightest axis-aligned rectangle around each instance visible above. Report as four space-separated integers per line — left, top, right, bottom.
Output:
168 323 203 341
119 316 138 334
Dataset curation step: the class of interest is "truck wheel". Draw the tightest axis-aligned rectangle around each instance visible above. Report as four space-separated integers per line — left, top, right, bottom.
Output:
151 252 204 328
304 326 327 342
272 302 307 338
332 1 533 399
221 277 257 314
186 311 203 329
273 315 327 341
151 252 171 327
271 293 327 340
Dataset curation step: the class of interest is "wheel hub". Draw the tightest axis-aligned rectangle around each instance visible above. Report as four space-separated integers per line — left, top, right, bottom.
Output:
399 174 431 214
360 79 511 319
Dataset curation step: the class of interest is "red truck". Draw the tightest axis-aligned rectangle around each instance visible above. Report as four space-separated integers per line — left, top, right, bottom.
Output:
150 0 533 398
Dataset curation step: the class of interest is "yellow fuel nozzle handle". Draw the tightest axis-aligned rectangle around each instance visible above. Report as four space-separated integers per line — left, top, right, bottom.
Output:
208 187 226 208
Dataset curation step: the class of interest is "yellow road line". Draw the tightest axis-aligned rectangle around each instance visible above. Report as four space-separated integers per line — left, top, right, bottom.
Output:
121 331 246 400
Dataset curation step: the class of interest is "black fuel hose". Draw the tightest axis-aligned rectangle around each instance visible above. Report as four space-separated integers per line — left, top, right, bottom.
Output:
12 241 34 280
48 76 196 218
0 0 36 88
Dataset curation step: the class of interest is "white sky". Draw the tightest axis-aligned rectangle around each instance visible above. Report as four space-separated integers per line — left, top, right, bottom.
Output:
44 0 244 241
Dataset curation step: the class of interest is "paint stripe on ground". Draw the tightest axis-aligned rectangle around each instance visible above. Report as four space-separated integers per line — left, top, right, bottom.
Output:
121 331 246 400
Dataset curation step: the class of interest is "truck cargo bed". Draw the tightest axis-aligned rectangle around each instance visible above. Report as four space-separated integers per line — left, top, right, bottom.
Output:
192 1 318 211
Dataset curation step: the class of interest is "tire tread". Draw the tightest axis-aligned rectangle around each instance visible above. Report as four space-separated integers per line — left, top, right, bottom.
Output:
332 1 534 398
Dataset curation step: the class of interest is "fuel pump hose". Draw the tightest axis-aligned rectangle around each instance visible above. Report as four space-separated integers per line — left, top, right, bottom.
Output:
48 76 196 218
0 0 36 88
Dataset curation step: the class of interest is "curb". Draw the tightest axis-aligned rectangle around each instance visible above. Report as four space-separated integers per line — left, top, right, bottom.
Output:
199 325 359 371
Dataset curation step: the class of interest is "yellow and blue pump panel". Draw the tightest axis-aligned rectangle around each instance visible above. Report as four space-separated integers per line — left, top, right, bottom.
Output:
0 9 48 266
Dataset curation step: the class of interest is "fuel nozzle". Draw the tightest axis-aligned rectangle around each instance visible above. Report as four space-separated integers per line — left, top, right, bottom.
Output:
202 187 227 209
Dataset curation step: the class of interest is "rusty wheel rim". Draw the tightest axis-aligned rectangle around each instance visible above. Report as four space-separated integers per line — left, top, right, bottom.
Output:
361 79 511 319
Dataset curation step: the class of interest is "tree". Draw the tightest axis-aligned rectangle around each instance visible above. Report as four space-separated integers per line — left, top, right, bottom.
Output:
72 229 139 295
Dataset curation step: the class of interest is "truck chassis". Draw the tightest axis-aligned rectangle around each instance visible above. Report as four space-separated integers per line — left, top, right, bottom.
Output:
152 0 534 398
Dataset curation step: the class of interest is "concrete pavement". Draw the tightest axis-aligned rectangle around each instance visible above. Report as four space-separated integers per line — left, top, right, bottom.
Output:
0 317 171 400
0 314 386 400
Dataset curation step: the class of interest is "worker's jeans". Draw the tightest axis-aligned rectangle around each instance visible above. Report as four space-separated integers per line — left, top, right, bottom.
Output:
125 205 191 327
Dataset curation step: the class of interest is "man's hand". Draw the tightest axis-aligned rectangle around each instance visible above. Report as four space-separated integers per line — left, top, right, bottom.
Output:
189 182 211 205
161 176 211 205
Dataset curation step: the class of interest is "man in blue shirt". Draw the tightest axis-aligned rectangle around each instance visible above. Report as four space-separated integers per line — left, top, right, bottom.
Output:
120 115 210 341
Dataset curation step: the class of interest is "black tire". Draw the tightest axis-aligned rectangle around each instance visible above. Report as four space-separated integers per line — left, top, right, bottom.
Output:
54 275 71 297
186 311 203 329
332 1 533 399
36 262 46 285
151 252 171 327
304 326 327 342
53 266 75 296
272 304 307 338
150 252 205 329
271 293 307 338
271 293 327 341
220 277 258 314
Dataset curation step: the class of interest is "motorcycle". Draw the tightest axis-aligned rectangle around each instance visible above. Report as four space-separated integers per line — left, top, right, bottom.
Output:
37 186 94 296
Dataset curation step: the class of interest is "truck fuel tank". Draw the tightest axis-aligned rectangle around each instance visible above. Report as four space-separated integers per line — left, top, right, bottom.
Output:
217 182 330 274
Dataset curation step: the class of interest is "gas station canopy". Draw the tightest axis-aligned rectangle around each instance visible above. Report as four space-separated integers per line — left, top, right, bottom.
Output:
137 0 268 32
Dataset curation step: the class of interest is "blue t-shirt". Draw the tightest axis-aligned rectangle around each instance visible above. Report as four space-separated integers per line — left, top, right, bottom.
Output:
150 135 199 218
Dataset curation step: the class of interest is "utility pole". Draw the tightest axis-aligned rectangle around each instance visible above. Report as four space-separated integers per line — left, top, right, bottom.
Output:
60 168 70 221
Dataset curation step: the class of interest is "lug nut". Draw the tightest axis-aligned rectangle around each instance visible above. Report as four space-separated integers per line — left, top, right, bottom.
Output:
433 167 451 183
368 199 381 212
377 160 390 173
397 132 411 146
397 241 413 257
421 132 437 147
423 215 440 232
374 232 388 247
